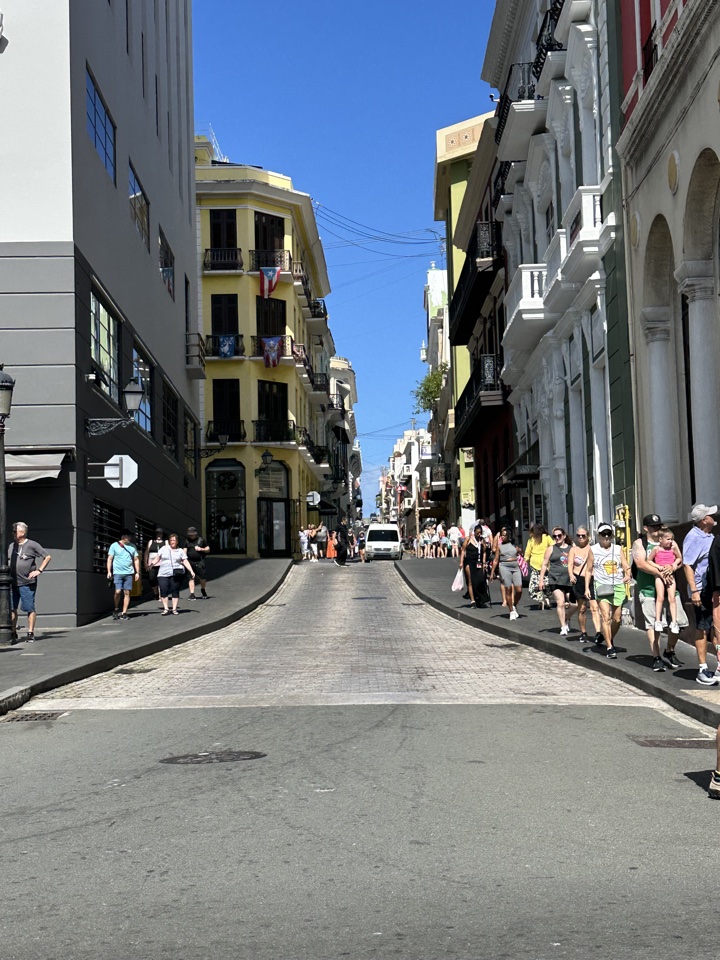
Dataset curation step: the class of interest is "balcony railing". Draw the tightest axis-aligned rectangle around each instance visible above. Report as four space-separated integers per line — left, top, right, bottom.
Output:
310 299 328 320
431 463 452 484
455 354 503 433
532 1 565 79
642 23 658 85
203 248 243 271
253 420 298 444
327 393 345 413
249 249 291 271
505 265 546 325
492 160 512 209
206 419 246 443
312 372 330 394
250 335 293 364
449 220 503 344
185 332 206 376
495 63 537 145
299 429 330 465
205 333 245 358
565 187 603 246
545 228 567 289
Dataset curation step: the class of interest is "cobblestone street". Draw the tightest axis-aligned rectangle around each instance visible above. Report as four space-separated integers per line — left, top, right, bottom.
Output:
29 563 652 711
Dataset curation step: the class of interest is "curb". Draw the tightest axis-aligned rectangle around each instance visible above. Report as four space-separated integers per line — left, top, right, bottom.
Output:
394 561 720 731
0 560 293 717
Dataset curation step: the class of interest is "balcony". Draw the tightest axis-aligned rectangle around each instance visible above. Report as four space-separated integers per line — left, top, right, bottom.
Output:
185 332 206 380
562 187 605 284
250 335 293 365
206 419 246 443
293 342 316 389
326 393 344 421
310 372 330 397
492 161 512 210
430 463 453 501
252 420 298 444
307 298 329 332
449 220 503 346
454 354 506 447
292 261 313 304
203 248 243 272
248 250 292 272
298 429 330 468
532 2 565 80
502 265 552 384
205 333 246 358
495 62 548 161
543 229 577 313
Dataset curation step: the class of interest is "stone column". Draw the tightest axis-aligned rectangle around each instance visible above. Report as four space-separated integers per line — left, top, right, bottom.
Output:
676 267 720 503
640 307 677 521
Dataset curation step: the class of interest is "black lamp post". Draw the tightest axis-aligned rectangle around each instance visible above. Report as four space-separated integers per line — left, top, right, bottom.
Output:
86 380 145 436
0 366 16 646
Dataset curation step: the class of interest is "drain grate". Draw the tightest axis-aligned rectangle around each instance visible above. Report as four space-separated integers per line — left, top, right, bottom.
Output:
2 712 65 723
631 737 716 749
159 750 266 765
115 666 155 675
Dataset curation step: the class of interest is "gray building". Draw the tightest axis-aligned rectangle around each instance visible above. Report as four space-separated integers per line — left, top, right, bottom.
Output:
0 0 202 626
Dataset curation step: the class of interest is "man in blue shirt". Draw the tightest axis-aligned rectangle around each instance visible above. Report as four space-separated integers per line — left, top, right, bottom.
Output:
684 503 719 685
106 530 140 621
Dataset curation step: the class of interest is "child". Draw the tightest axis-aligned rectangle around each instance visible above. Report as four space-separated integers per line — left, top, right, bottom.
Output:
649 527 682 633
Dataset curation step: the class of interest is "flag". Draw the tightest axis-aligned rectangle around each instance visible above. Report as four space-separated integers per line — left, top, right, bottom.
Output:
261 336 282 367
218 335 236 358
259 266 281 299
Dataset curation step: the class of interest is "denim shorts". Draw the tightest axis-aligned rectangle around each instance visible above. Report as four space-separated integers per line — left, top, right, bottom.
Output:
113 574 134 591
11 583 37 613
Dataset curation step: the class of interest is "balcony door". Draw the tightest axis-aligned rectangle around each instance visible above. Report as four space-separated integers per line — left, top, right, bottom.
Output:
210 210 237 250
212 379 242 441
258 380 287 422
211 295 239 334
256 296 286 336
257 461 290 558
254 212 284 251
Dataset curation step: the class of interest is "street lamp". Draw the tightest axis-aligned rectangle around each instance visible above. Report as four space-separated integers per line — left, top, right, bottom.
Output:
85 380 145 436
199 432 229 458
254 449 274 477
0 365 16 645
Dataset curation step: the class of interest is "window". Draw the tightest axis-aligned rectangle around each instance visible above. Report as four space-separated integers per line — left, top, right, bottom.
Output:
134 516 156 561
129 163 150 248
93 498 123 574
545 201 555 250
256 296 286 336
184 412 198 476
159 227 175 298
254 212 284 251
162 381 179 459
90 291 120 401
210 210 238 249
211 295 239 334
86 69 115 181
132 346 153 433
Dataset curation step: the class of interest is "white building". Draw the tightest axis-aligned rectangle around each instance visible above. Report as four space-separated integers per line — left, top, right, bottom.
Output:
0 0 200 624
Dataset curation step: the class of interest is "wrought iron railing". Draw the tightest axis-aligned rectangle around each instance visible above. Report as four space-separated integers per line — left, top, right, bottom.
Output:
312 372 330 394
253 420 298 443
532 1 565 79
492 160 512 209
250 335 293 362
309 299 328 319
495 63 537 145
206 419 246 442
203 248 243 271
431 463 452 484
449 221 503 340
454 354 503 432
327 392 345 413
249 249 292 271
205 333 245 358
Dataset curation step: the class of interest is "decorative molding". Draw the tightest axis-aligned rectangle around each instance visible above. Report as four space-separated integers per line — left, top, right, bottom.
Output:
667 150 680 194
640 306 672 342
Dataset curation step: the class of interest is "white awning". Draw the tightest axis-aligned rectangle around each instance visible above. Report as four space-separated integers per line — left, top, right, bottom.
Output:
5 453 66 483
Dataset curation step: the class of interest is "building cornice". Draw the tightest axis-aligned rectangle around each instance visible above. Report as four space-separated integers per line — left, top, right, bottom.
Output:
482 0 536 89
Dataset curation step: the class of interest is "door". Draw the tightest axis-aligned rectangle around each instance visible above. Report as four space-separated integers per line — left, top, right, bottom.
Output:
256 296 286 337
257 499 290 557
257 380 288 441
212 379 242 441
211 294 239 334
254 212 284 251
210 209 237 249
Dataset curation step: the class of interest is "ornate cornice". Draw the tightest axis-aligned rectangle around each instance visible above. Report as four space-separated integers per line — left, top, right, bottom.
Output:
482 0 537 90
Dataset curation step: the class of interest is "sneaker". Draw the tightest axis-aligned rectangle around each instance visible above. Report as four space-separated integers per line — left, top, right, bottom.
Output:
669 621 680 635
579 632 588 644
709 771 720 800
594 633 605 646
201 590 208 599
189 595 197 601
606 647 618 659
559 624 569 636
119 613 130 621
663 649 682 668
509 610 519 621
696 667 719 686
25 633 36 643
652 656 666 672
112 610 120 620
654 620 664 632
333 560 341 567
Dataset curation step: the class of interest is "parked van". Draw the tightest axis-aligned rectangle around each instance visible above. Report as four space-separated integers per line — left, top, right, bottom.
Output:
365 523 403 560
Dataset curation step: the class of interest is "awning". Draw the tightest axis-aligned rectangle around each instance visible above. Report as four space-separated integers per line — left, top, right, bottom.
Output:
498 442 540 489
5 453 66 483
308 498 337 514
333 421 351 444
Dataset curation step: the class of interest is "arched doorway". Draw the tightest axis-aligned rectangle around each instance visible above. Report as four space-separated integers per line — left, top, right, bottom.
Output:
205 459 247 553
257 461 291 557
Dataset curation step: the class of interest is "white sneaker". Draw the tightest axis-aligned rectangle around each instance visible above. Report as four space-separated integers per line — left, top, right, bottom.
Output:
669 621 680 634
509 610 519 620
654 620 664 632
560 624 569 636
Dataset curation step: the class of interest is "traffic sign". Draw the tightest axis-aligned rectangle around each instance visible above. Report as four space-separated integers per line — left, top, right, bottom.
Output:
105 454 138 489
306 490 321 507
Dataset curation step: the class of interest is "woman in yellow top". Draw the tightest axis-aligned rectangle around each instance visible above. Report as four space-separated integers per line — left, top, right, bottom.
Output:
525 523 554 609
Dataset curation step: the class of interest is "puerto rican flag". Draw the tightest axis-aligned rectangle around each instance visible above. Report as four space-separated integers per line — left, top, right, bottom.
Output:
259 266 281 299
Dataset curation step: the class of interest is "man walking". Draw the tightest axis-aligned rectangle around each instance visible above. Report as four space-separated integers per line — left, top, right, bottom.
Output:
334 517 349 567
9 521 51 644
107 530 140 621
316 522 328 559
184 526 210 600
683 504 719 685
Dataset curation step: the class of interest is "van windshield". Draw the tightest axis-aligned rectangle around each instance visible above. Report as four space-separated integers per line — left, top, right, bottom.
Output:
367 530 400 542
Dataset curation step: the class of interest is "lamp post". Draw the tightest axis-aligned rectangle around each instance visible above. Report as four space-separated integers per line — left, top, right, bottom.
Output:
0 366 16 645
85 380 145 436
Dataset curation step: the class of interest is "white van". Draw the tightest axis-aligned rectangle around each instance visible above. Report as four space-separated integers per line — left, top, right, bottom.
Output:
365 523 403 560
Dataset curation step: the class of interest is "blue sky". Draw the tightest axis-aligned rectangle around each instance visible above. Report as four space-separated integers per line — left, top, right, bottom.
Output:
193 0 493 494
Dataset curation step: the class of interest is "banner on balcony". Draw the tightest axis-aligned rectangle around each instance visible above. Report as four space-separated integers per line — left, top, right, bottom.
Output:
218 335 236 358
259 266 281 299
261 336 282 367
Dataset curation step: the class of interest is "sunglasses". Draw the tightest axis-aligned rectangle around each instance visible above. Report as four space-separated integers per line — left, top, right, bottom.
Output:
598 531 612 537
576 534 588 539
553 533 564 539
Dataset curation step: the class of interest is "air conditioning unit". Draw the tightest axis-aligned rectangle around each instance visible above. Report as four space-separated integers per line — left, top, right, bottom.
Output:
403 497 414 510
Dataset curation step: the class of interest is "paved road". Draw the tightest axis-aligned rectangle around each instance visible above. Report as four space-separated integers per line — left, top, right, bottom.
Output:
2 563 717 960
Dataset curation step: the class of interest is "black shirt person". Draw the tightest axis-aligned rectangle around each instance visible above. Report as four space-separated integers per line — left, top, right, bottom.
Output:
334 518 349 567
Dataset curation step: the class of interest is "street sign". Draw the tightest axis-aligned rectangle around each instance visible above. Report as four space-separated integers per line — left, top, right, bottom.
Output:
306 490 321 507
105 454 138 489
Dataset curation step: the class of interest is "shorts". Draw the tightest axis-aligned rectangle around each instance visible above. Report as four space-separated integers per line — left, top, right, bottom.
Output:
189 562 206 580
158 575 180 599
550 584 574 602
499 563 522 588
596 583 627 606
11 583 37 613
113 574 134 591
639 593 690 630
572 577 595 602
694 603 713 633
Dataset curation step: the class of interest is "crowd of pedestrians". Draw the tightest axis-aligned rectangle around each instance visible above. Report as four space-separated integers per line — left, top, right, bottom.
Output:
299 518 361 566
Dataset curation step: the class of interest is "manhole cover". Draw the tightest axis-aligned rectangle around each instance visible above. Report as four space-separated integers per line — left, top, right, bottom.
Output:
159 750 266 765
631 737 716 749
2 712 65 723
115 666 155 675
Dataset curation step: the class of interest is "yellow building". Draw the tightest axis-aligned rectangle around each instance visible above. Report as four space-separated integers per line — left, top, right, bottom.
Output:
195 137 343 558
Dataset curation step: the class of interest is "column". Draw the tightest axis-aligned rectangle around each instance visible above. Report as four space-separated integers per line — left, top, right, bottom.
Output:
640 307 677 520
676 271 720 503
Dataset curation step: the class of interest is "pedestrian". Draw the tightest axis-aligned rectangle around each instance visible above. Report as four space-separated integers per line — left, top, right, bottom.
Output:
589 522 631 659
632 513 687 673
539 527 577 636
334 517 349 567
307 524 319 562
184 526 210 600
567 526 601 643
316 521 328 559
682 504 719 684
448 522 461 558
144 527 166 606
357 527 367 562
326 530 337 560
299 525 310 560
648 527 682 634
459 523 491 608
156 533 194 615
8 521 51 643
490 526 522 619
524 524 553 610
106 529 140 621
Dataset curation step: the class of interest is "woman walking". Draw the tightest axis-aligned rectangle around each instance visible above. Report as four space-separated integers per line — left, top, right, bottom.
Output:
326 530 337 560
491 527 523 620
589 523 631 659
525 524 553 610
156 533 194 616
459 524 491 608
539 527 577 636
144 527 166 606
567 526 601 643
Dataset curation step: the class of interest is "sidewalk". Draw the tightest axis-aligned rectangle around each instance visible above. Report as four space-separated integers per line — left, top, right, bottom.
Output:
0 558 292 715
395 556 720 730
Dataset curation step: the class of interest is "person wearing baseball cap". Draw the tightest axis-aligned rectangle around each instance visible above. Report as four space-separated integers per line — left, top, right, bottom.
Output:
589 523 631 658
686 504 720 686
183 526 210 600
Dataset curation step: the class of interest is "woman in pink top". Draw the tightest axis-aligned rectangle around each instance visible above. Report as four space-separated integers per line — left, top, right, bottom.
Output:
648 528 683 634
